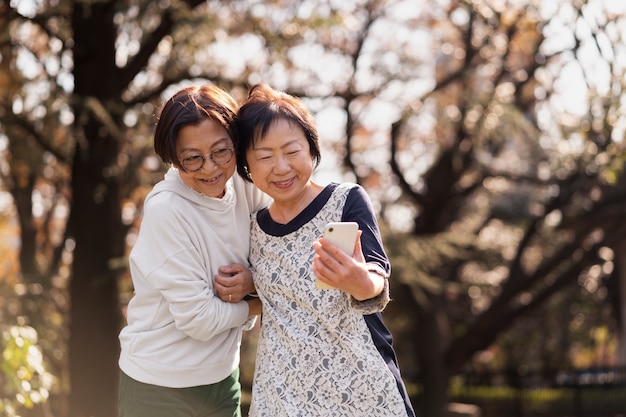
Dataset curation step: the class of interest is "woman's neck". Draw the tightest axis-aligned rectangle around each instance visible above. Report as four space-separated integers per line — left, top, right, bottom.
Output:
269 182 323 224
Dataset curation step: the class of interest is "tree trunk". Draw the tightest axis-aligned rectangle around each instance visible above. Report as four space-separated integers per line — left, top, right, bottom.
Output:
66 113 124 417
617 240 626 365
68 2 123 416
416 304 450 417
67 117 124 417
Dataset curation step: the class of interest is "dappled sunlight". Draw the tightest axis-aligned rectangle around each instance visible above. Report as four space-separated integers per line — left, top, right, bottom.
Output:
2 0 626 416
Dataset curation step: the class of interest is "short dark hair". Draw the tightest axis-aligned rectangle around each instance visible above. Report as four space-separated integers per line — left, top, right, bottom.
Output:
236 83 321 182
153 84 239 170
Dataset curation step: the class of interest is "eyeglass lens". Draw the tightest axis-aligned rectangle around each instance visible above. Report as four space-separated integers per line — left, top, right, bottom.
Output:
181 148 233 172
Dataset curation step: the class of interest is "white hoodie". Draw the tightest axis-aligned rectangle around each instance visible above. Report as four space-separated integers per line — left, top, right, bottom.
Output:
119 168 269 387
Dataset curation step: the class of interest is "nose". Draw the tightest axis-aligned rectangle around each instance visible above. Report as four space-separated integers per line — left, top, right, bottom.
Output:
199 155 218 171
273 155 290 173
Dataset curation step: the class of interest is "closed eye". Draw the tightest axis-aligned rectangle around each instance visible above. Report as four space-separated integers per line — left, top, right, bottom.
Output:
213 148 231 156
182 155 202 163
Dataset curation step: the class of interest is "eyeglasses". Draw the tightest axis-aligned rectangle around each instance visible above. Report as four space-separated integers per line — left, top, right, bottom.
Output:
179 148 234 172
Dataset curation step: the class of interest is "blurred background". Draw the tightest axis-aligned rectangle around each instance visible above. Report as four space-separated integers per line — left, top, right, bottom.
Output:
1 1 625 416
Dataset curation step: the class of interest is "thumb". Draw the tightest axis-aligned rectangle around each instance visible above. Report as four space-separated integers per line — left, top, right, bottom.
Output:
353 231 365 262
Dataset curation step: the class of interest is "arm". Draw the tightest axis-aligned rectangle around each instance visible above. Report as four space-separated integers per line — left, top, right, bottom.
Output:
214 264 262 318
214 263 256 303
312 231 386 300
136 201 251 340
214 177 268 304
311 185 391 313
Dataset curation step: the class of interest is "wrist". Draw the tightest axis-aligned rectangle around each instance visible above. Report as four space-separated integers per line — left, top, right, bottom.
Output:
359 265 386 300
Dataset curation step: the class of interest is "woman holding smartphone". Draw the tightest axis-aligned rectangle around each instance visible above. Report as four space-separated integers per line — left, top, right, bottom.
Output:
236 84 415 417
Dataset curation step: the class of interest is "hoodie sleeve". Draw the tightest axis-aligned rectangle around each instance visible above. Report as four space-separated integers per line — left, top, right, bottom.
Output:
130 194 249 341
236 174 271 213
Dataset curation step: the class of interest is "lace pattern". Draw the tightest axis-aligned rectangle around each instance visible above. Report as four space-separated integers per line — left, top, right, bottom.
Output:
249 183 408 417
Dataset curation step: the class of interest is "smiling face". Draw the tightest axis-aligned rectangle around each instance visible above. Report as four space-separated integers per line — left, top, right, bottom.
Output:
245 118 315 205
176 118 236 198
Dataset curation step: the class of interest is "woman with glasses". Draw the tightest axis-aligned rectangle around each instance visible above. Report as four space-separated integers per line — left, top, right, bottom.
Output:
118 84 270 417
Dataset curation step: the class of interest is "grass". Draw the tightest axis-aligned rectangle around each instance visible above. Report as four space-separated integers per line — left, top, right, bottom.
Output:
447 384 626 417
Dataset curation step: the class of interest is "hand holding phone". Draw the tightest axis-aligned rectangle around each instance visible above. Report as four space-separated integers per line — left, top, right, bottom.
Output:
315 222 359 289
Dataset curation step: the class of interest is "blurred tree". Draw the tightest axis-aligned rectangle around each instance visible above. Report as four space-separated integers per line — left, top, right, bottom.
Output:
373 1 626 416
1 1 625 417
0 1 224 416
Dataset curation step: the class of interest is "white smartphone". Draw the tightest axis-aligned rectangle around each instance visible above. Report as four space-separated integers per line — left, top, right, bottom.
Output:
315 222 359 289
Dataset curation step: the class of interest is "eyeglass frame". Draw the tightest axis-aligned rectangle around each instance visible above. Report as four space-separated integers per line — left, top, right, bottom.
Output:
178 147 235 172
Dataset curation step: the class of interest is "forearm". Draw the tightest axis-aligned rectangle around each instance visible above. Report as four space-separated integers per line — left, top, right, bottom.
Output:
246 297 262 316
349 275 390 314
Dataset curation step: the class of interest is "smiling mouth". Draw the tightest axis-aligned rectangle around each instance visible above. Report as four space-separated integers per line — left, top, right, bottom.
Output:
200 174 221 184
274 178 294 188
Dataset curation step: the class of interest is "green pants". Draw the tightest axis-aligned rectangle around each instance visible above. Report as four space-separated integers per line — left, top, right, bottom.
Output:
118 369 242 417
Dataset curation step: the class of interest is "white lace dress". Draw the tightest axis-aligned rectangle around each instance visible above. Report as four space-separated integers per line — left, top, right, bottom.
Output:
248 184 409 417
